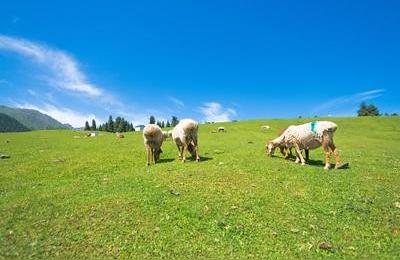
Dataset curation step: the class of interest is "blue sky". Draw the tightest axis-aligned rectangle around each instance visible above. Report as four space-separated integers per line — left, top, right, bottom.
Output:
1 0 399 127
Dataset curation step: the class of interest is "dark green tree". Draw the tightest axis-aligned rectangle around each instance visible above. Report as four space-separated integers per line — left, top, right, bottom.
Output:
91 119 97 131
115 116 122 132
107 115 114 132
84 121 90 131
171 116 179 127
358 102 380 116
166 120 171 128
149 115 156 124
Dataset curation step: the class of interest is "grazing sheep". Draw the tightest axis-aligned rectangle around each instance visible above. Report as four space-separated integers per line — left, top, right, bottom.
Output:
143 124 164 165
266 121 347 170
172 119 200 162
116 133 125 138
261 125 271 130
218 127 226 132
162 131 169 139
277 127 310 161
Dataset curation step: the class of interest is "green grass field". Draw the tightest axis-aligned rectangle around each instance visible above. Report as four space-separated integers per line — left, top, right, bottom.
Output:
1 117 399 258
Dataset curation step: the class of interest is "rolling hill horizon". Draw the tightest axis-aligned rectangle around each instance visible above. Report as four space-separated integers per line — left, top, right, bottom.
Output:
0 105 71 131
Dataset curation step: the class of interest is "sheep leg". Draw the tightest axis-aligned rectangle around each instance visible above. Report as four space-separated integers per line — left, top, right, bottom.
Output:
280 146 290 159
192 139 200 162
328 140 343 169
182 144 187 163
153 148 158 164
151 148 156 164
305 149 309 162
176 144 183 159
293 143 306 165
279 146 286 158
146 145 150 166
322 132 332 170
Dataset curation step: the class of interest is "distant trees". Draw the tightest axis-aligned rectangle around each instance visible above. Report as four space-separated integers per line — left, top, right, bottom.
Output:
357 102 380 116
94 115 135 133
84 121 90 131
149 115 156 124
149 116 178 129
107 116 114 132
171 116 179 127
91 119 97 131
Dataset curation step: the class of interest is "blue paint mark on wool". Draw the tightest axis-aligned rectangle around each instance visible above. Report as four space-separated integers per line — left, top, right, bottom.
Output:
310 121 317 134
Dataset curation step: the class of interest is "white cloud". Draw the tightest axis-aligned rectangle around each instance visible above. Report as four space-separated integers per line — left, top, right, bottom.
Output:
168 96 184 108
312 89 385 114
15 103 97 128
0 34 165 127
0 34 102 97
199 102 236 122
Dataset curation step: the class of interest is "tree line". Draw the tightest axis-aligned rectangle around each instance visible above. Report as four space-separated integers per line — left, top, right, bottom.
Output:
357 102 398 117
84 116 135 132
83 115 180 132
149 115 179 128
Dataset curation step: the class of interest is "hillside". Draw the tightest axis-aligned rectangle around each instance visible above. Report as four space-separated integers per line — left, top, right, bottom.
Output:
0 105 68 130
0 113 30 132
0 117 399 258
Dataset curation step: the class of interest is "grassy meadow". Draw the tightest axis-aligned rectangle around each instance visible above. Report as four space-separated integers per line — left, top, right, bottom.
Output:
0 117 399 258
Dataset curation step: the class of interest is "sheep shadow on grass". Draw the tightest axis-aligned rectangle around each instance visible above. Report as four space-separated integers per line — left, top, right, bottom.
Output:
275 155 326 168
157 158 176 164
184 156 213 162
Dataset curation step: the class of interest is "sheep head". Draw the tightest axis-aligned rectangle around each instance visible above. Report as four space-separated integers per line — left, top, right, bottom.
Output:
187 143 197 157
266 141 277 156
154 148 163 162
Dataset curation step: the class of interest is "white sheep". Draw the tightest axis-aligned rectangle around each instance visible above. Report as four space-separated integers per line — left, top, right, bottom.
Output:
266 121 347 170
261 125 270 130
172 119 200 162
143 124 164 165
168 130 173 137
162 131 169 139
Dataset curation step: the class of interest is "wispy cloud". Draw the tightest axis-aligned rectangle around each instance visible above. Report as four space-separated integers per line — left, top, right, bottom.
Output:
199 102 236 122
15 102 98 128
312 89 385 114
0 34 102 97
0 34 170 126
168 96 184 108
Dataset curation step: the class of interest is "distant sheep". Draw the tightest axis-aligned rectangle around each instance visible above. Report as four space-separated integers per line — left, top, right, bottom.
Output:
172 119 200 162
143 124 165 165
261 125 270 130
266 121 347 170
116 133 125 138
218 127 226 133
162 131 169 139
